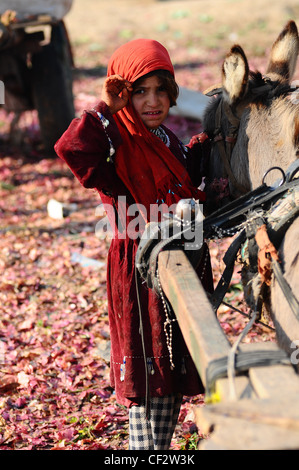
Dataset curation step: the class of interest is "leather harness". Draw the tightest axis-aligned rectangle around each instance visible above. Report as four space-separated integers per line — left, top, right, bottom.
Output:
205 78 276 197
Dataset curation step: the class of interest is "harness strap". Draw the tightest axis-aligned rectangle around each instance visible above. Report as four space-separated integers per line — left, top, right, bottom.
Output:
203 177 299 239
213 100 248 196
215 137 248 195
136 217 204 295
271 259 299 322
207 176 299 314
210 230 246 310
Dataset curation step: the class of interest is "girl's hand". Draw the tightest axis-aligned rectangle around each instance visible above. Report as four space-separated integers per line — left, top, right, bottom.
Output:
101 75 133 114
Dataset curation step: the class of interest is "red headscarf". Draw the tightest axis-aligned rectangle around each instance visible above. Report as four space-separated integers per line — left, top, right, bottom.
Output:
107 39 204 220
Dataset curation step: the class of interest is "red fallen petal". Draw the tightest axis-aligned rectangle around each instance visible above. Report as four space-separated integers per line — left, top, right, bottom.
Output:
15 397 27 409
18 319 35 331
56 427 77 441
94 415 107 430
7 397 27 409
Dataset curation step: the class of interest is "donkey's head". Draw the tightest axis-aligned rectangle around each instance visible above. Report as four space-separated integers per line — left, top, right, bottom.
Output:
203 20 299 215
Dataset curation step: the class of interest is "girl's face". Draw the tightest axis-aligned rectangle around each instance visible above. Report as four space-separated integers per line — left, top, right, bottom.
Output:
131 75 170 129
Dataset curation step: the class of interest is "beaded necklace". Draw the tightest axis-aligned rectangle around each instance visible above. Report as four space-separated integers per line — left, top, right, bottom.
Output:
156 236 210 371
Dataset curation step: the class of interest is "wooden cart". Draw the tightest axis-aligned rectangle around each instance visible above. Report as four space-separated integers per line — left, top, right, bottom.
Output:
158 249 299 450
0 0 74 153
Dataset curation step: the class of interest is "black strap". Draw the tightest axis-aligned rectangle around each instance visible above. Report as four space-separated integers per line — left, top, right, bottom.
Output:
210 230 246 310
205 348 291 397
136 216 205 294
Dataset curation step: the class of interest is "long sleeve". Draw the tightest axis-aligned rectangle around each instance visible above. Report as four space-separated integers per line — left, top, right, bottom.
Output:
185 132 211 187
54 101 124 195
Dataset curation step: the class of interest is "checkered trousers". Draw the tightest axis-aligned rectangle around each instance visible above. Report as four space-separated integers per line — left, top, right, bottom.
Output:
129 394 182 450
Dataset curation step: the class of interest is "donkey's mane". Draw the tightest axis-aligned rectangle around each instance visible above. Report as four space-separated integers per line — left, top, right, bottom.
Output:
248 71 293 104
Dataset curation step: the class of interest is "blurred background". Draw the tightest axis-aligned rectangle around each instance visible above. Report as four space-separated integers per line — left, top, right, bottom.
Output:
65 0 299 91
1 0 298 148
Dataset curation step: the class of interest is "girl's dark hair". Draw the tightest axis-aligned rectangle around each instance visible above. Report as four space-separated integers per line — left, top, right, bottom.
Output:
133 69 179 107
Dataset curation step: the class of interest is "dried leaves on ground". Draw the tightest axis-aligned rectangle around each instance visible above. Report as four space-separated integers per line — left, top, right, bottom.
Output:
0 58 275 450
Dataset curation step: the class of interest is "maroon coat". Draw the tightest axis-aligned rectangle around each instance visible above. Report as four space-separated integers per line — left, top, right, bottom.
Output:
55 101 213 407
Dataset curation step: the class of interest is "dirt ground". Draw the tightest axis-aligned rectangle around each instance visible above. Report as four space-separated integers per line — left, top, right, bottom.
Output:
64 0 299 91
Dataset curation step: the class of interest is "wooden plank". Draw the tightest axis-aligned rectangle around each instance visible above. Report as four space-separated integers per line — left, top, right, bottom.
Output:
249 364 299 399
238 342 299 399
196 407 299 450
215 375 257 401
158 249 299 450
195 398 299 431
239 341 282 354
205 341 292 402
158 249 231 387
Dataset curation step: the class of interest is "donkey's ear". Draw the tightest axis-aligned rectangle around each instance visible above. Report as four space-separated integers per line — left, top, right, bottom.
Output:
266 20 299 82
222 45 249 105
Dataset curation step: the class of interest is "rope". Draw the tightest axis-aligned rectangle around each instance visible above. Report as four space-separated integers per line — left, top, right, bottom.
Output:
227 310 258 401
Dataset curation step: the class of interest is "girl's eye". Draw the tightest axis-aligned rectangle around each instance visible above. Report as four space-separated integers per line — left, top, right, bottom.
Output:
133 88 145 95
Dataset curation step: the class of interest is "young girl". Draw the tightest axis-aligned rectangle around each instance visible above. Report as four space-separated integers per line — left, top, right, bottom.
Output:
55 38 213 450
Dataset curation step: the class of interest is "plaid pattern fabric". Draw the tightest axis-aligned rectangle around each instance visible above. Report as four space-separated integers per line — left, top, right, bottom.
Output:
129 394 182 450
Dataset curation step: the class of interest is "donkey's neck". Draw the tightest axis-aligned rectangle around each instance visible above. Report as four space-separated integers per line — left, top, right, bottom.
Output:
246 97 298 188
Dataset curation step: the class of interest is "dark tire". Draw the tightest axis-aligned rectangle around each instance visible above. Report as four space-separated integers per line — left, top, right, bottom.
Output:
31 20 75 154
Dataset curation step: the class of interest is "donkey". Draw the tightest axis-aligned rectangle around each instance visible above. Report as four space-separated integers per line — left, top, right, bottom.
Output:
202 21 299 364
